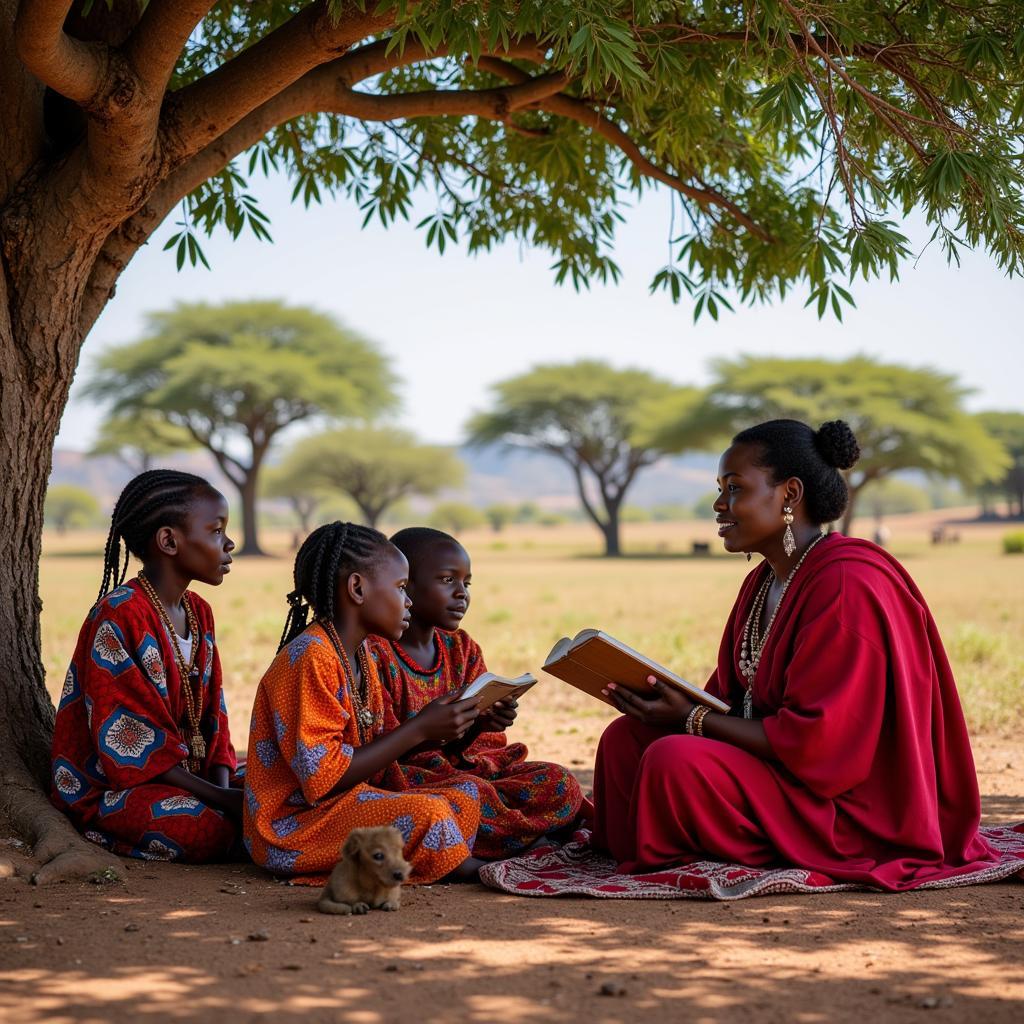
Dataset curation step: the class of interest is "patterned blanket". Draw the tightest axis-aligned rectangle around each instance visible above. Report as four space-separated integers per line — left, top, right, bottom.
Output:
479 823 1024 900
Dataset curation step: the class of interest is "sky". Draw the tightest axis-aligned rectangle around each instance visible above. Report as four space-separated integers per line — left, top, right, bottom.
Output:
57 170 1024 451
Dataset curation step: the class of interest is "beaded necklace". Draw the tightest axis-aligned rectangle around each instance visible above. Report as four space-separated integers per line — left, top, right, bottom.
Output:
136 573 205 771
393 629 450 681
320 620 378 743
738 532 826 720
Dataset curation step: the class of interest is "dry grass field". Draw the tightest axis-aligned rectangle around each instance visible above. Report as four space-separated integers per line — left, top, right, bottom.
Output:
39 508 1024 761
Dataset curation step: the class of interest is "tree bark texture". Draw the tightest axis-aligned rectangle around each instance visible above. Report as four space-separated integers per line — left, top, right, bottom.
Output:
0 255 119 881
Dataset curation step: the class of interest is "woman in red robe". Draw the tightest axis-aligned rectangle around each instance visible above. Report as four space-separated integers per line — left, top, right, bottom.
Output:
592 419 1000 891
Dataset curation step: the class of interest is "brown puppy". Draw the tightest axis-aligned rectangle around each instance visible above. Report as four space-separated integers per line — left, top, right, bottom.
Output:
317 826 411 915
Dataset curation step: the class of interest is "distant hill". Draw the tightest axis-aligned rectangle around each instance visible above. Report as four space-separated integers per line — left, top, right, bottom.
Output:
50 444 722 513
454 445 719 509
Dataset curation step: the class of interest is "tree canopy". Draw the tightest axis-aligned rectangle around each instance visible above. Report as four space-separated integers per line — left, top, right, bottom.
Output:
82 300 397 553
43 484 99 533
467 360 707 555
282 426 465 528
88 412 196 474
657 354 1009 531
976 411 1024 517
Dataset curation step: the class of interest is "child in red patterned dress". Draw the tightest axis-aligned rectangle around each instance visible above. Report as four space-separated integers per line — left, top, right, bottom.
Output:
366 527 584 857
50 470 241 862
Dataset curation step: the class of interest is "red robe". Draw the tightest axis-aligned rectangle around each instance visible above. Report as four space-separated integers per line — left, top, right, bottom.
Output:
50 579 237 862
592 535 999 890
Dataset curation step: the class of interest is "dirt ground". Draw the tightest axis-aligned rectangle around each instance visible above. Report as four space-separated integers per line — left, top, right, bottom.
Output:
0 737 1021 1024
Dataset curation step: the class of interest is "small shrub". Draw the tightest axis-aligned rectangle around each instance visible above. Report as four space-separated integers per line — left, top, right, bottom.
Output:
1003 532 1024 554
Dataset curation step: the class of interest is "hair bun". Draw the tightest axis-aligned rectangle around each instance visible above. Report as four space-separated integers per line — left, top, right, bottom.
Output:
815 420 860 470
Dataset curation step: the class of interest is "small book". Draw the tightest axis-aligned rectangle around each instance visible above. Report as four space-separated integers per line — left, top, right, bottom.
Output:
542 629 730 712
461 671 539 711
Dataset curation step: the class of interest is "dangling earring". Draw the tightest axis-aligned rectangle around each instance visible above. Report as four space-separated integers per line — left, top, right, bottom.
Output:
782 506 796 557
746 552 752 562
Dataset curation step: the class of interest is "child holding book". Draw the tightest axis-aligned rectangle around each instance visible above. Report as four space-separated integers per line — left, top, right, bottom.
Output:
50 470 241 862
366 527 583 856
243 522 485 884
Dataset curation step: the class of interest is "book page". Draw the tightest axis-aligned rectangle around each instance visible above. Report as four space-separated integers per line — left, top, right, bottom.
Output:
462 672 537 701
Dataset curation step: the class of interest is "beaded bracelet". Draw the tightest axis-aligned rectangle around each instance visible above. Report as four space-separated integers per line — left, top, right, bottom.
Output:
693 706 712 736
684 705 701 735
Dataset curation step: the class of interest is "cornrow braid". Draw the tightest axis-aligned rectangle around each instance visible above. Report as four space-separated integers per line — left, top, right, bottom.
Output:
278 521 393 652
97 469 214 604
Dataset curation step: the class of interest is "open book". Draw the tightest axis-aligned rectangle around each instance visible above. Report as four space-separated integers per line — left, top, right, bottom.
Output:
461 671 538 711
542 629 729 712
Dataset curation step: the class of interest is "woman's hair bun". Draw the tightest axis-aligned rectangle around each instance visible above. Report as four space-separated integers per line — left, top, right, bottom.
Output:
814 420 860 471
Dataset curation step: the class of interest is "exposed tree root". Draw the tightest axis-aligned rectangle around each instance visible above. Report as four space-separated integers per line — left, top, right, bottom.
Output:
1 755 120 885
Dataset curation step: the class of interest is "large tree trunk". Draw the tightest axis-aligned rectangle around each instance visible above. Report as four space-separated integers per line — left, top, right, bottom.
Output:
236 470 267 556
0 260 119 882
601 517 622 557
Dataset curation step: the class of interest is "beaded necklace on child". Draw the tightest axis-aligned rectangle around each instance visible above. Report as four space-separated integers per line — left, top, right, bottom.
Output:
136 572 206 771
738 532 826 720
320 620 379 743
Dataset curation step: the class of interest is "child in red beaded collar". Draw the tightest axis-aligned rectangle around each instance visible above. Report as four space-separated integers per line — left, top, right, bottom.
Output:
366 527 585 857
50 470 242 863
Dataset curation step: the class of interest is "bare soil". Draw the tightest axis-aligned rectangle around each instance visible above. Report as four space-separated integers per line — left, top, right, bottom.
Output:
0 737 1021 1023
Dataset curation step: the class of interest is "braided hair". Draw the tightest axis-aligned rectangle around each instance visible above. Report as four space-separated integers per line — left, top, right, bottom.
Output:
732 419 861 525
278 521 394 652
97 469 216 603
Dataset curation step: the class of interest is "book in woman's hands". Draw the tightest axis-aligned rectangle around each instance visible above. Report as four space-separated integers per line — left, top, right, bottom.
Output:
542 629 730 712
461 672 538 711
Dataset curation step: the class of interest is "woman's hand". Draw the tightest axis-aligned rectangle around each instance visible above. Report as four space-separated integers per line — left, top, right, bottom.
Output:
476 698 518 733
413 692 480 744
602 676 695 728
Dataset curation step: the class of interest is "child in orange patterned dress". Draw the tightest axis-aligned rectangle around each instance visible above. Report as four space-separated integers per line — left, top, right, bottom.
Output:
366 528 584 857
243 522 486 885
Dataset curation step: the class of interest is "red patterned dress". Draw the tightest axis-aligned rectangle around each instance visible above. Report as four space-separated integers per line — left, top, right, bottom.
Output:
367 630 583 857
50 579 237 862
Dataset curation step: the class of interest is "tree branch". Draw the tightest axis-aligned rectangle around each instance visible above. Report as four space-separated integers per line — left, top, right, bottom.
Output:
14 0 106 104
161 0 396 166
568 458 608 531
125 1 215 97
82 40 554 330
477 57 773 242
319 71 569 123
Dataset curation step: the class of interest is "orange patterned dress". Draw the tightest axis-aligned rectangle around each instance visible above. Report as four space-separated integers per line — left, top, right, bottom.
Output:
243 622 480 885
367 629 583 857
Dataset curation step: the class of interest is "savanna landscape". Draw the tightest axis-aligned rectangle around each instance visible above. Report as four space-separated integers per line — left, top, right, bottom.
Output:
2 510 1022 1023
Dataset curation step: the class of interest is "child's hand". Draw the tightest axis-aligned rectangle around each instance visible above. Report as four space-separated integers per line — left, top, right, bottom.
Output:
477 698 518 732
602 676 695 727
414 693 480 744
219 786 244 821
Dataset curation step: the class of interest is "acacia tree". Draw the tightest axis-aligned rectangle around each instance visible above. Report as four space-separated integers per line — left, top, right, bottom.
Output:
976 412 1024 518
3 2 1024 878
83 300 397 554
663 355 1009 532
285 427 465 528
468 361 708 556
88 412 196 474
43 484 99 534
262 457 331 536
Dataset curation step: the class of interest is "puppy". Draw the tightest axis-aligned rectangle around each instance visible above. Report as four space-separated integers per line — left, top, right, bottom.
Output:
317 826 411 915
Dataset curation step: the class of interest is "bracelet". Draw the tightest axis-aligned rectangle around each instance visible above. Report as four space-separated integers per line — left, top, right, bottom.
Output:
684 705 701 735
693 706 712 737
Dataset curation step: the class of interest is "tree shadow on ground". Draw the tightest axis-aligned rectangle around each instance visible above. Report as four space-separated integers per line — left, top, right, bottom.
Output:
1 842 1022 1023
980 794 1024 822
